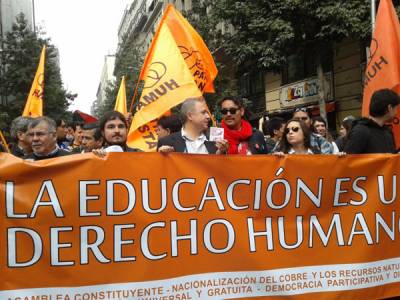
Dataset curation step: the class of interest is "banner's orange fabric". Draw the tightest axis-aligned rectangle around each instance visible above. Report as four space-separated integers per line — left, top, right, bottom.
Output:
362 0 400 148
114 76 127 115
22 45 45 117
127 23 202 151
1 153 400 299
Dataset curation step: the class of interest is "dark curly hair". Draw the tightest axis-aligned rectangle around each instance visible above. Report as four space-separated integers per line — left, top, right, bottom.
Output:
276 119 313 154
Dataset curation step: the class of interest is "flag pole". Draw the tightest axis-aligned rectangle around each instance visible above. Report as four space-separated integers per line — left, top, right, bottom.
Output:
371 0 376 33
0 129 10 153
129 78 141 114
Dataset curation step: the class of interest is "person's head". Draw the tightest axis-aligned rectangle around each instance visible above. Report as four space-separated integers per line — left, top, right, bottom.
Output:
27 117 58 156
55 118 68 141
369 89 400 121
219 96 245 130
293 107 312 128
264 117 285 140
312 116 328 138
10 117 31 148
279 119 311 153
339 115 355 137
156 115 182 139
72 122 84 146
180 98 210 132
99 111 128 146
81 123 103 152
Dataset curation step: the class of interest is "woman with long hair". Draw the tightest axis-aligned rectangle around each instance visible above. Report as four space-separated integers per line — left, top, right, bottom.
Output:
274 119 320 154
312 116 339 153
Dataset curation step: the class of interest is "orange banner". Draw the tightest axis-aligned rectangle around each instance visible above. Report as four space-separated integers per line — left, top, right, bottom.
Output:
1 153 400 299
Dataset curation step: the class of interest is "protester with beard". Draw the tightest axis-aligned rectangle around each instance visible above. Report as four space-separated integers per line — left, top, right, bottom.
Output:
219 96 267 155
98 111 141 153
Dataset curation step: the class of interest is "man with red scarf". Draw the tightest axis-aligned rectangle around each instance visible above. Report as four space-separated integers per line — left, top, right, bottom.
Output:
220 96 267 155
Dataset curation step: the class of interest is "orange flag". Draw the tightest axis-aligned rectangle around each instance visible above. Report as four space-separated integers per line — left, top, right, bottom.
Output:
139 4 218 94
23 45 45 117
362 0 400 148
114 76 127 115
127 23 202 151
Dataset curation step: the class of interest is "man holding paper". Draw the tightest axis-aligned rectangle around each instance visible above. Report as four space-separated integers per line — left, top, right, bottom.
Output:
157 98 228 154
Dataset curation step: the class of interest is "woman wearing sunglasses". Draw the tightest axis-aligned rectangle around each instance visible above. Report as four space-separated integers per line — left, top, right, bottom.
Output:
274 119 320 155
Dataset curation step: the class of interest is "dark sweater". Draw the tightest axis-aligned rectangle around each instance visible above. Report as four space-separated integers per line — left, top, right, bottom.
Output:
24 148 72 160
344 118 396 154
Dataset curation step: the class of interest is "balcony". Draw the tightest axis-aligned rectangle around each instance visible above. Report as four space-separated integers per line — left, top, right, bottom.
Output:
142 0 163 32
133 0 148 33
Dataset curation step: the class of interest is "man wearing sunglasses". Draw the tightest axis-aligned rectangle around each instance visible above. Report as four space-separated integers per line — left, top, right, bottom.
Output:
219 96 267 155
158 97 228 154
292 107 333 154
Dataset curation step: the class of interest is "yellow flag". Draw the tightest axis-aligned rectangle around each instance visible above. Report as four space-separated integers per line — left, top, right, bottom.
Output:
23 45 45 117
114 76 127 114
127 23 202 151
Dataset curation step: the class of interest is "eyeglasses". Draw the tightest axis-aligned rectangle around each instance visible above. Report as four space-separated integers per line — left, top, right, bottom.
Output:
285 126 300 134
221 108 239 115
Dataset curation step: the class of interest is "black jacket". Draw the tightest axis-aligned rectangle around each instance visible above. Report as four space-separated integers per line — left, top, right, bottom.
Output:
344 118 396 154
24 148 72 161
10 143 26 158
157 131 218 154
247 129 268 154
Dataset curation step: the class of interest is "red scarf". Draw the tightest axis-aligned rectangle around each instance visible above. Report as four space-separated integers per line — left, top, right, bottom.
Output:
221 119 253 154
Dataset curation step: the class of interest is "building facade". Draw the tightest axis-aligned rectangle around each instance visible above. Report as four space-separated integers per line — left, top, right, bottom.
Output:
96 55 116 107
263 39 365 131
117 0 192 54
0 0 35 38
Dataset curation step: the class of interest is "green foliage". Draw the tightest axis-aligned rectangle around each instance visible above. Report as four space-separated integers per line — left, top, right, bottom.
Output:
208 0 374 70
0 13 71 127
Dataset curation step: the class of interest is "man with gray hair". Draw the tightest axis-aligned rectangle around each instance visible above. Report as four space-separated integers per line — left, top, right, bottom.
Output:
157 97 228 154
25 116 71 160
10 116 32 158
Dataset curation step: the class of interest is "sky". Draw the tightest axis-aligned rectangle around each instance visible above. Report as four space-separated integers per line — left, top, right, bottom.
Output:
34 0 132 114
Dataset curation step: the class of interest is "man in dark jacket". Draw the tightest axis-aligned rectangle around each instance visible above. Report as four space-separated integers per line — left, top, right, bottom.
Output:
219 96 267 155
158 98 228 154
25 117 71 160
345 89 400 154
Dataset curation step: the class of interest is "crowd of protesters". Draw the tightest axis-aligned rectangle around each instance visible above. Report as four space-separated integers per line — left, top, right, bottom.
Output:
0 88 399 160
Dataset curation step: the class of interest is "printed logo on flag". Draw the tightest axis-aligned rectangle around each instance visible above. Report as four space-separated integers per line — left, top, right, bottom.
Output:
144 62 167 89
179 45 207 92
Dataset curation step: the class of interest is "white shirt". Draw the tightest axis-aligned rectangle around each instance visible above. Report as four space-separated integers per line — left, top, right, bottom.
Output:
181 128 209 154
288 148 314 154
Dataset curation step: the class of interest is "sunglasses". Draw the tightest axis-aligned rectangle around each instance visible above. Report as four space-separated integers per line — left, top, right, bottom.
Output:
295 107 307 113
285 126 300 134
221 108 239 115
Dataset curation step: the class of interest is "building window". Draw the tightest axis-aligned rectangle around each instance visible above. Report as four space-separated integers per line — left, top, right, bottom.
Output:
282 45 333 85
